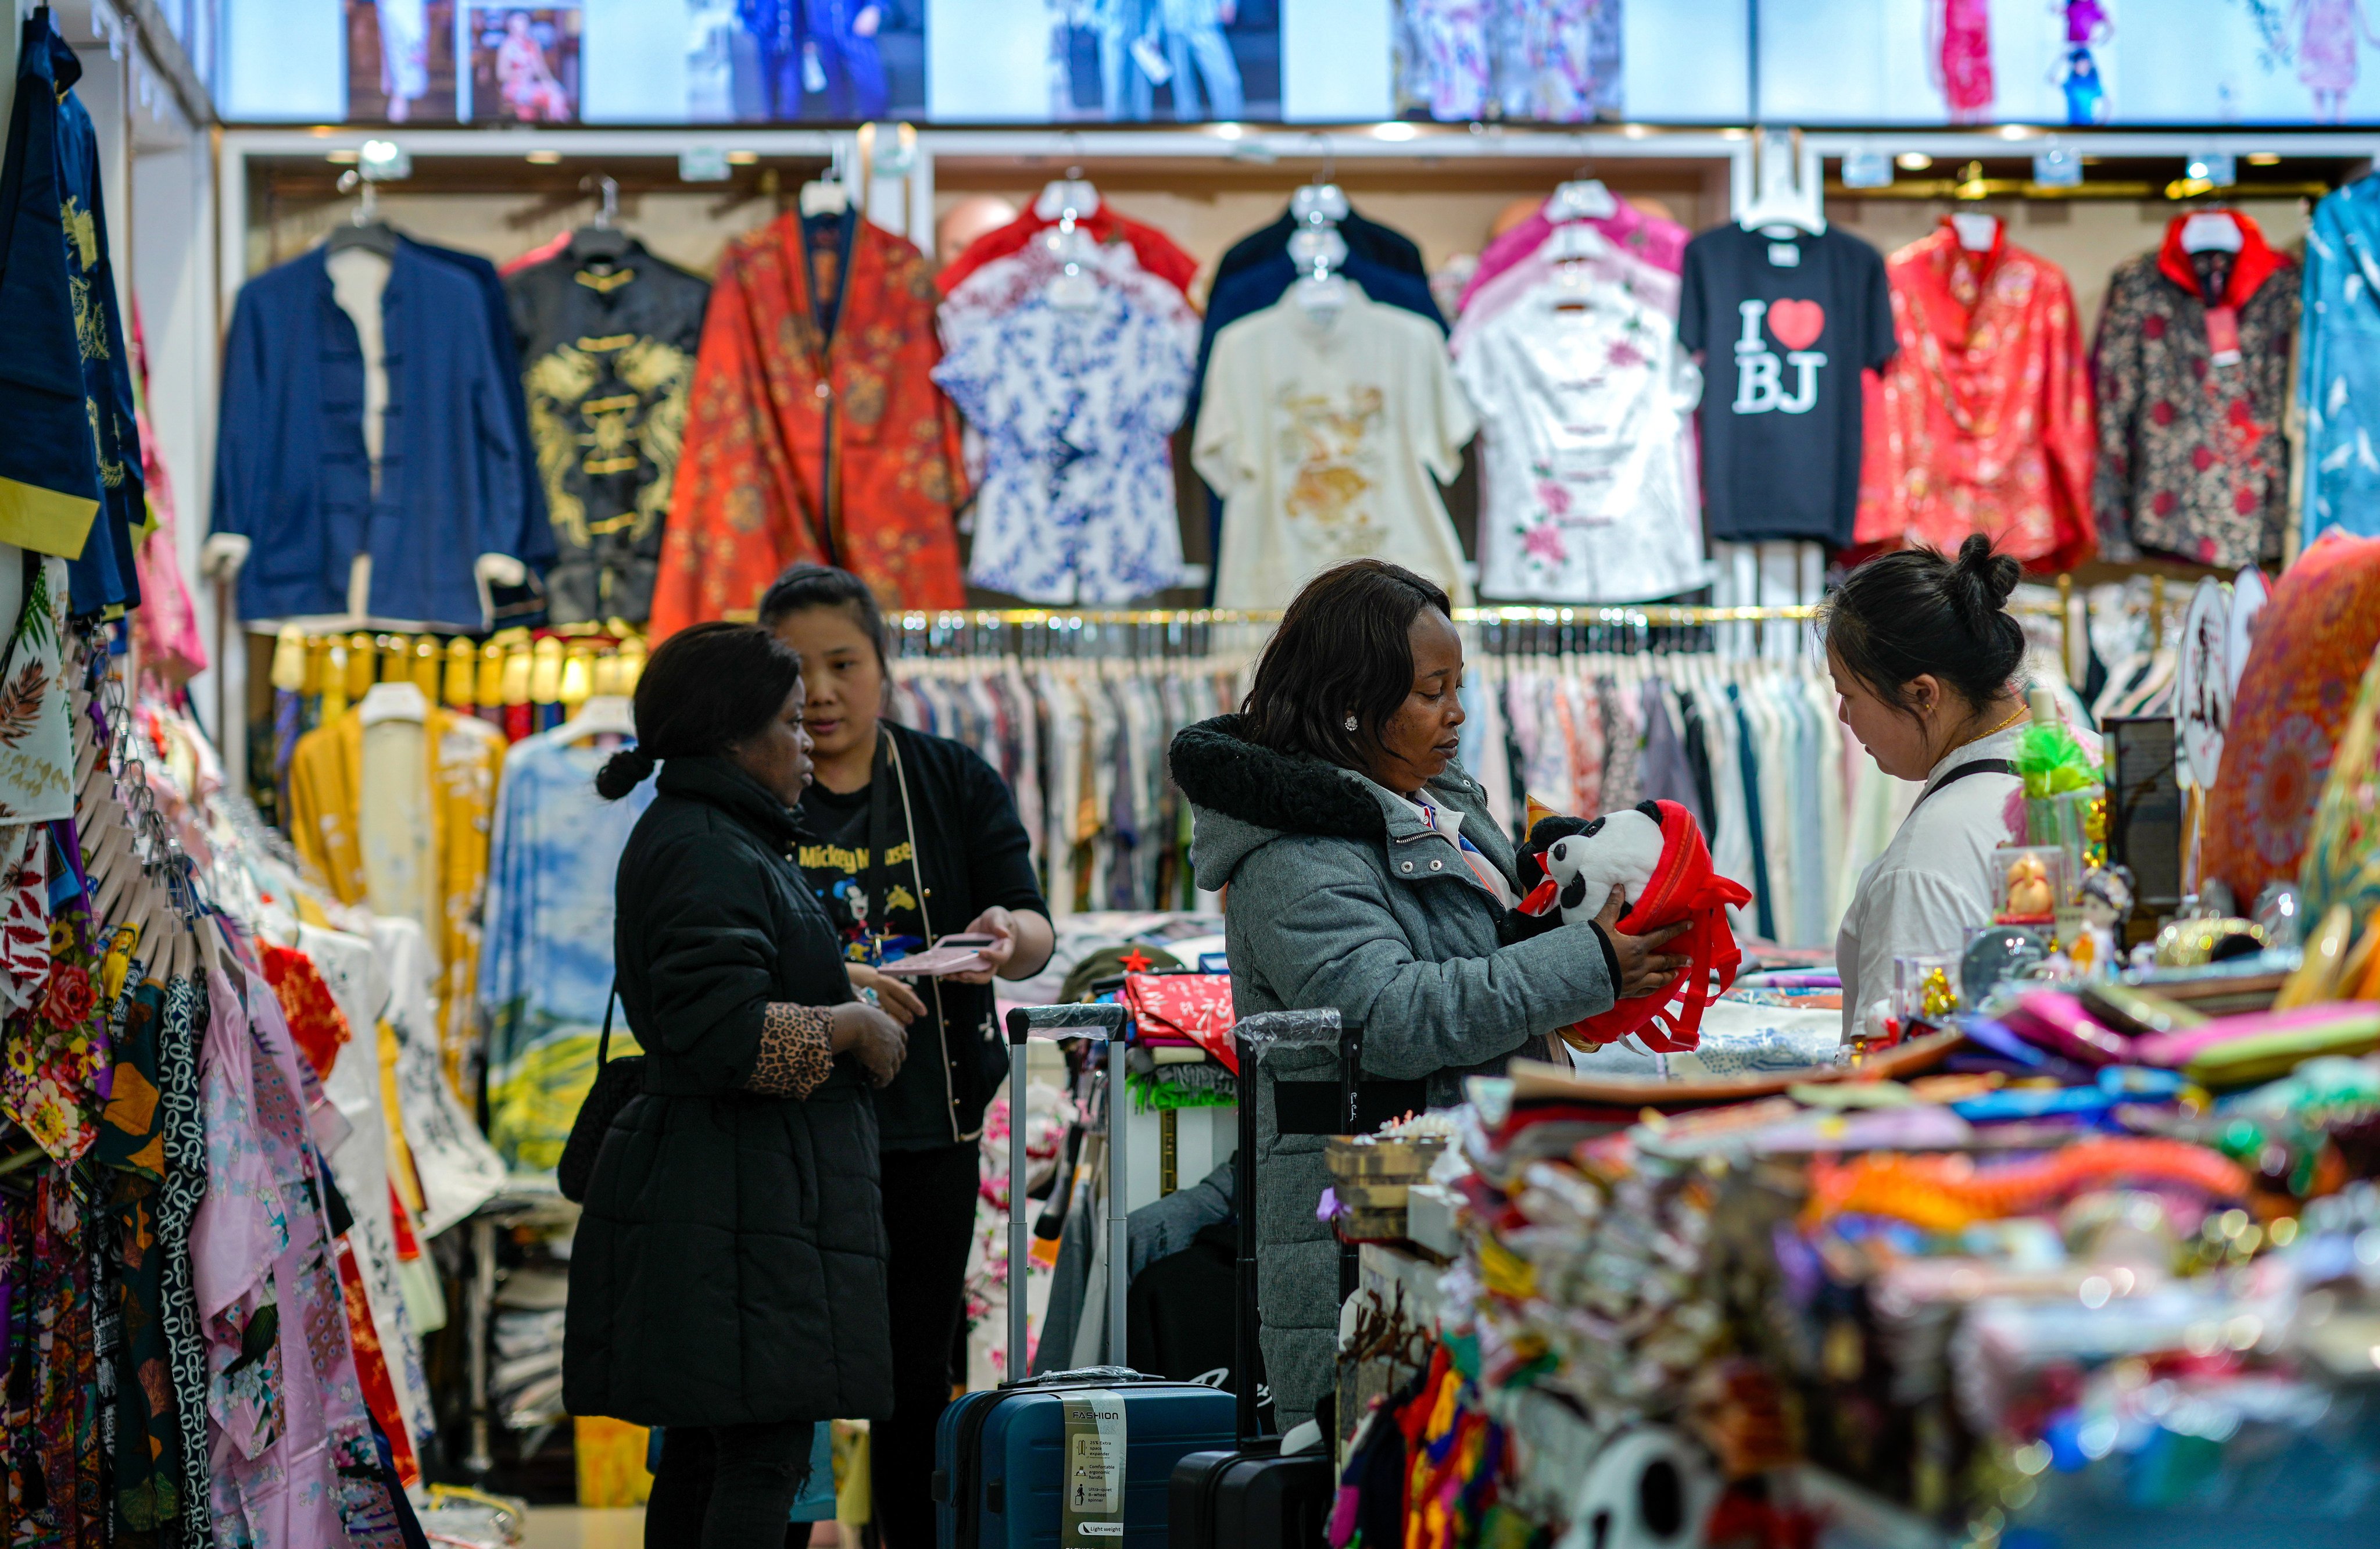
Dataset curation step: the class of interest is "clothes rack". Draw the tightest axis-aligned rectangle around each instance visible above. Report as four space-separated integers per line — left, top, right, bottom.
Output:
886 599 2073 672
259 628 647 809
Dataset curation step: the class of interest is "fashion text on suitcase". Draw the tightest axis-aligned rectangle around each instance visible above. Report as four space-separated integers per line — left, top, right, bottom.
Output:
1167 1009 1345 1549
930 1004 1237 1547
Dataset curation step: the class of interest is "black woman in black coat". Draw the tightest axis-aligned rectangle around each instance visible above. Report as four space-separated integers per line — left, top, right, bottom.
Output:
561 621 909 1549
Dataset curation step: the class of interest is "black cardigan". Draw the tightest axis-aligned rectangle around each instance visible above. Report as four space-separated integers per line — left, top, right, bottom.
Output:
799 720 1048 1150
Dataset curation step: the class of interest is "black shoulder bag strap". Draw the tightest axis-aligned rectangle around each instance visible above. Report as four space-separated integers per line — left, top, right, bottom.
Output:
596 978 617 1065
1912 758 2016 813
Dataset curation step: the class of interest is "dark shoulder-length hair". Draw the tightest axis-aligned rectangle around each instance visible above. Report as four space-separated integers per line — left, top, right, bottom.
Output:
594 621 806 799
1240 560 1454 770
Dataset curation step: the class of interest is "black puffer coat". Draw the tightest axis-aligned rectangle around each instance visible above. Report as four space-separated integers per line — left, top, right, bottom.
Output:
563 756 894 1427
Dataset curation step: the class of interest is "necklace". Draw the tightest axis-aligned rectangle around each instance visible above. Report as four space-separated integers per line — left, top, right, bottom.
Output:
1946 700 2028 756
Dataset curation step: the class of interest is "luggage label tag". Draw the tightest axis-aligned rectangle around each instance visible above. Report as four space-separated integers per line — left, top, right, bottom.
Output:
1060 1389 1128 1541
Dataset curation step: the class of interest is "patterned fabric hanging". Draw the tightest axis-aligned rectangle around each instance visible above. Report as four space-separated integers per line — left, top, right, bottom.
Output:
1 1170 101 1548
2205 531 2380 903
1 892 113 1168
155 972 216 1549
2297 638 2380 940
93 960 184 1539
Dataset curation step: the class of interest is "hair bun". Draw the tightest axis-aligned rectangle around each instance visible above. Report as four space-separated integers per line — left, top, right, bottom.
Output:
595 746 658 801
1952 533 2021 610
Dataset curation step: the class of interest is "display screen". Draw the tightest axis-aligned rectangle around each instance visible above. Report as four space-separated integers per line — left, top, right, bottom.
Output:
1758 0 2380 126
215 0 1751 124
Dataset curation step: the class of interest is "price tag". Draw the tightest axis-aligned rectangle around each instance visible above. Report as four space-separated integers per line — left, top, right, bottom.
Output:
1767 242 1802 268
2205 305 2242 366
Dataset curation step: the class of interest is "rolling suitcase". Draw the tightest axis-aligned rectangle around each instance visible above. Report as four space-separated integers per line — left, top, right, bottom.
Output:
1166 1008 1352 1549
933 1003 1237 1549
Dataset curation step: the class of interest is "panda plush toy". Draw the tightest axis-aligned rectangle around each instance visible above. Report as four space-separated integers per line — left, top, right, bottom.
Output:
1505 799 1752 1055
1515 802 1669 928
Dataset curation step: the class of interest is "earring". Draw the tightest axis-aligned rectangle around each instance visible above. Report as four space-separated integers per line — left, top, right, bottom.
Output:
1344 714 1359 732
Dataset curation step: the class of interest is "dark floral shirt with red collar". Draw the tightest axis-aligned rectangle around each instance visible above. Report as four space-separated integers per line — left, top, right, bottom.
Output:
2089 212 2299 568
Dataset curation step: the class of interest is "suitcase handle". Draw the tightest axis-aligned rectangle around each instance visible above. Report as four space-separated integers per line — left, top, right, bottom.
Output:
1230 1008 1358 1448
1003 1004 1131 1383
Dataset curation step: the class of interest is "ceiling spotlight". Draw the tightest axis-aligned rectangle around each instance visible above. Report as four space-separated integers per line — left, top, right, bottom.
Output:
2247 152 2282 165
1373 121 1419 141
1897 152 1933 171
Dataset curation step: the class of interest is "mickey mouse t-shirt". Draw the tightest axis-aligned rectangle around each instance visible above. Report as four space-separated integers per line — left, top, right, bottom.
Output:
1678 226 1895 545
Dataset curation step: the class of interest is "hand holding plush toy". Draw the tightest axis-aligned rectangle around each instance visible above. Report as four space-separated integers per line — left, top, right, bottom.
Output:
1508 799 1752 1054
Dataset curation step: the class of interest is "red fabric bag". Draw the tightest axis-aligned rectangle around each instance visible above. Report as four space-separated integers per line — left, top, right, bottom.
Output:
1121 972 1239 1074
1561 800 1751 1055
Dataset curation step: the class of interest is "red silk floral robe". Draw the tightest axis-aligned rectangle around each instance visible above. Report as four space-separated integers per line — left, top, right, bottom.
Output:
1855 220 2098 571
652 212 967 638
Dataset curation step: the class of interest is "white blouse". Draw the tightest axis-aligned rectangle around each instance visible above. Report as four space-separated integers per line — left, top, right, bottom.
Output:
1835 722 2025 1040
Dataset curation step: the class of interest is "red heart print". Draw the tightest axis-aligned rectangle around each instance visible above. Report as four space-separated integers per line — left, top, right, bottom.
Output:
1767 298 1826 351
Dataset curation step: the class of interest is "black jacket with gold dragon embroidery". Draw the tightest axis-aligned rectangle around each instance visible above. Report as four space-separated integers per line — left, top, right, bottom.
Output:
506 234 710 625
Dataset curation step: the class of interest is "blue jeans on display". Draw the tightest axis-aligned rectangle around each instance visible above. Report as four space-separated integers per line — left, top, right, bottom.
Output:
1166 20 1241 120
1098 0 1155 120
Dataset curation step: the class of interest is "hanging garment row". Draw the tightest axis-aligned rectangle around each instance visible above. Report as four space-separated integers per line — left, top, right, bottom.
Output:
888 635 1258 918
267 627 647 762
3 621 503 1549
206 158 2380 647
270 626 646 1084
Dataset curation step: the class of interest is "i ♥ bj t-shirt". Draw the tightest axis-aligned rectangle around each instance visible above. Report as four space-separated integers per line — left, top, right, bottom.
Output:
1678 225 1895 545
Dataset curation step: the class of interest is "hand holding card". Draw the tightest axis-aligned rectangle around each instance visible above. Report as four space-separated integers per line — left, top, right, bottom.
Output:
878 933 998 978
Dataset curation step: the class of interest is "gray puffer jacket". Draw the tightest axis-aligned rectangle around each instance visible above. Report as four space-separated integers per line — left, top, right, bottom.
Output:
1169 714 1620 1429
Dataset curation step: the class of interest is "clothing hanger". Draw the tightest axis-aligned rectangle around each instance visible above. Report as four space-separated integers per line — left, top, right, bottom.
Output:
324 170 400 259
1033 146 1099 223
1547 164 1618 223
570 174 634 262
1291 136 1347 226
2178 208 2245 253
1289 226 1350 318
1037 163 1105 310
357 680 429 726
556 693 636 743
799 161 851 219
1546 219 1612 310
1949 211 2001 251
1737 130 1825 236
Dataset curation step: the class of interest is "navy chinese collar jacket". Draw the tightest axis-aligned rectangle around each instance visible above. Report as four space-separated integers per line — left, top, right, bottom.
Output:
210 237 545 628
0 11 142 614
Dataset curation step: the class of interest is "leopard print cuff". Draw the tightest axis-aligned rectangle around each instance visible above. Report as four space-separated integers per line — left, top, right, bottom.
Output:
745 1004 835 1097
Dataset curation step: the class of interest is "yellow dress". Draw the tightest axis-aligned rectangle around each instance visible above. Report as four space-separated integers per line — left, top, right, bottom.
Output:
286 707 506 1080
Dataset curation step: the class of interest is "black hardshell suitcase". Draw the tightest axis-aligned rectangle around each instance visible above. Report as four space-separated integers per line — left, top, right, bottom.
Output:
1166 1008 1353 1549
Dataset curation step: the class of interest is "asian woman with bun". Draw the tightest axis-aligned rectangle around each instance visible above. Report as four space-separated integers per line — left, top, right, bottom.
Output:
1824 535 2033 1042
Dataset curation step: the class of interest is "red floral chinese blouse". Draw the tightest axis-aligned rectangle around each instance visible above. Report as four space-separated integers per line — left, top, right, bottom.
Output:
651 212 968 638
1855 220 2098 571
2089 212 2299 569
